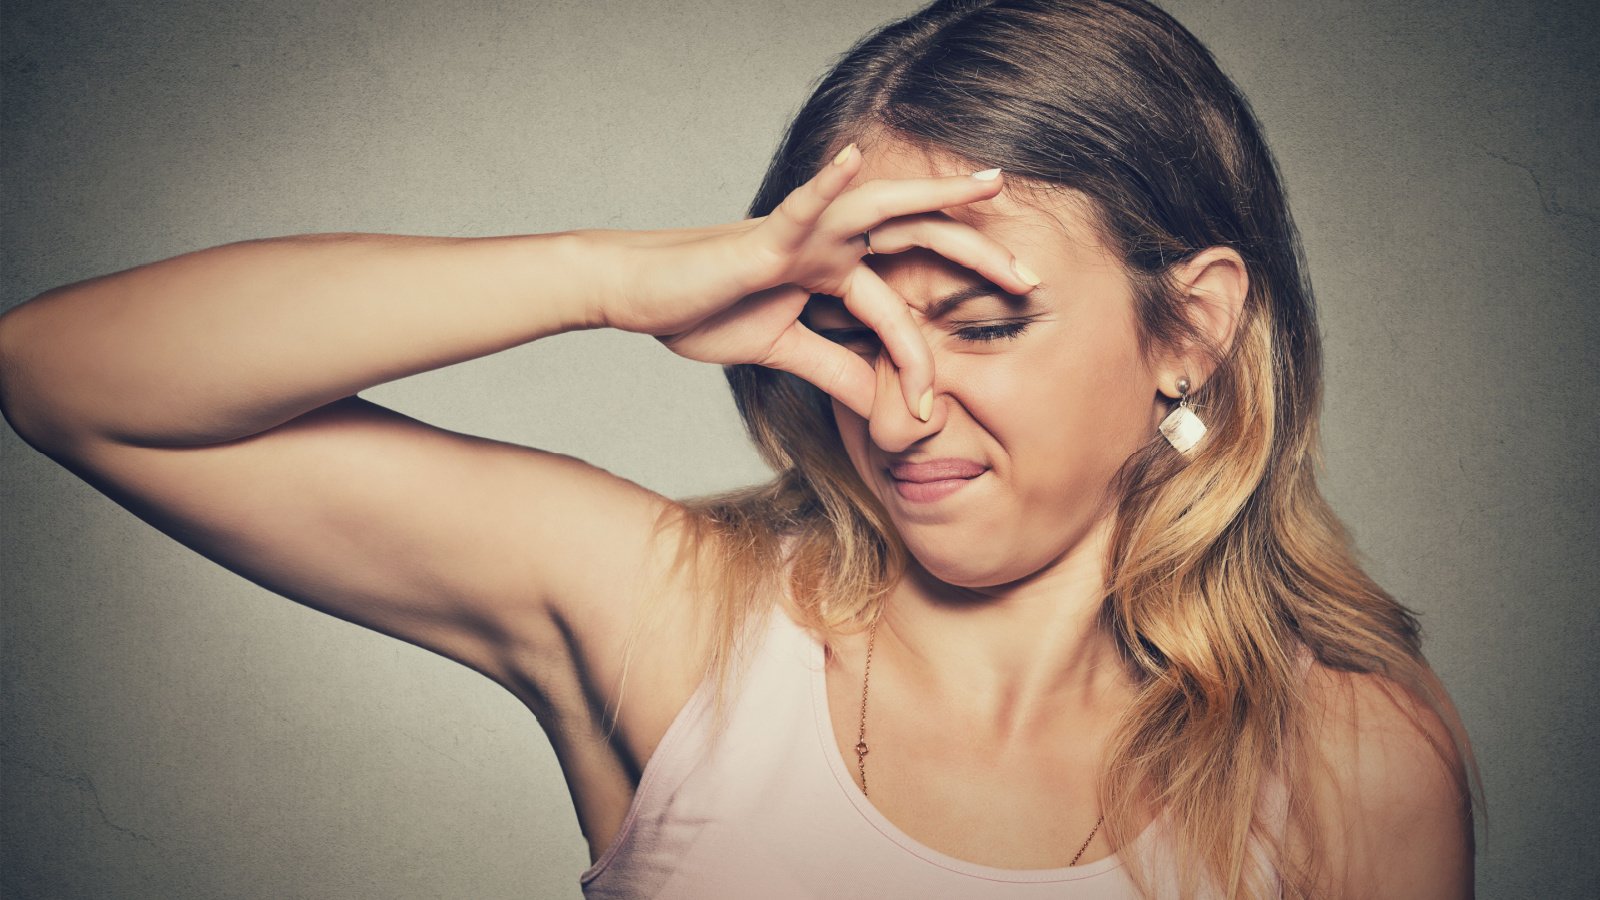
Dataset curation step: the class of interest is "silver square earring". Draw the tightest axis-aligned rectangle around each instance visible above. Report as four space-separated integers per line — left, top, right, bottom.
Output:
1159 375 1207 457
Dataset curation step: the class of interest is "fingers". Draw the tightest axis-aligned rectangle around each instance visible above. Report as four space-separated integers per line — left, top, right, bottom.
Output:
763 143 864 253
838 265 935 420
744 151 1035 423
761 319 878 420
863 212 1042 295
826 169 1007 242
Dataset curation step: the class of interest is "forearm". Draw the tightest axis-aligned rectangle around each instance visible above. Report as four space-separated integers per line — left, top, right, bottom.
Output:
0 231 602 449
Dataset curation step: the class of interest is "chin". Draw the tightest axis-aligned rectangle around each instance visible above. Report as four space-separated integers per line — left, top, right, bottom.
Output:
901 534 1029 590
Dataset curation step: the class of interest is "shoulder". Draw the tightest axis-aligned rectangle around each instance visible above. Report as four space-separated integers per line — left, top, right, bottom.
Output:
1295 659 1475 899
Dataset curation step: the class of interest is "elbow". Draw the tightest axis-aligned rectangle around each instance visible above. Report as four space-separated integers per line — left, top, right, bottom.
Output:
0 302 34 442
0 296 84 454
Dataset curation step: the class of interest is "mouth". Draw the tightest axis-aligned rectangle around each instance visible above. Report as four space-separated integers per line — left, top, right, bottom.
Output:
885 458 989 504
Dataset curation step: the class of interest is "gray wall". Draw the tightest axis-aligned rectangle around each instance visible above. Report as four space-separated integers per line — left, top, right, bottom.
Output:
2 0 1594 897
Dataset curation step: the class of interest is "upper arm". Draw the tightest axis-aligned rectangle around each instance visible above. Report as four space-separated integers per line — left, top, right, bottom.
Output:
20 393 691 712
1301 666 1476 899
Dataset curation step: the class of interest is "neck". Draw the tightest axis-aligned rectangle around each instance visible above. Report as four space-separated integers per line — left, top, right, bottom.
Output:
875 513 1137 743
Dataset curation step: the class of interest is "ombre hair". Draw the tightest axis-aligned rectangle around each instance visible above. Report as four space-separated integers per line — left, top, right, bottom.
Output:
617 1 1482 896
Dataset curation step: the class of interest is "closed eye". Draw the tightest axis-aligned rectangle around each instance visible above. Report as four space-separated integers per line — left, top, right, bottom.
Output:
953 321 1031 343
814 322 1033 346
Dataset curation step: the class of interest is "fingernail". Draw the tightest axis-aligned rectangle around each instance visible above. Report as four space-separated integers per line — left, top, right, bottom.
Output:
833 143 856 166
971 167 1002 181
1011 258 1041 286
917 388 934 422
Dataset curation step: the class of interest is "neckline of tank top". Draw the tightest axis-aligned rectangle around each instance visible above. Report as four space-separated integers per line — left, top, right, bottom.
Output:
789 609 1167 884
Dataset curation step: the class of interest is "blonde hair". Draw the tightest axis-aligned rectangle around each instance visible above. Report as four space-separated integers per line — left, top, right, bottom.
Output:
611 0 1484 895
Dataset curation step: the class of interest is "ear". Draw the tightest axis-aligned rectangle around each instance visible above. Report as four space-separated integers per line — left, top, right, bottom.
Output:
1154 246 1248 398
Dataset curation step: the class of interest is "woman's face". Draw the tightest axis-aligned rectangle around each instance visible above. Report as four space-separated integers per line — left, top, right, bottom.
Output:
803 143 1164 590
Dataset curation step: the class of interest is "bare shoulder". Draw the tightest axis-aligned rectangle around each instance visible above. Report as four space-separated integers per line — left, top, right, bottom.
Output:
1295 659 1476 899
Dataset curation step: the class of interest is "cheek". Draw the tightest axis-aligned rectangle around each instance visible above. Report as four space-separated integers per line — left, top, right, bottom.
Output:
964 326 1152 487
1065 307 1150 429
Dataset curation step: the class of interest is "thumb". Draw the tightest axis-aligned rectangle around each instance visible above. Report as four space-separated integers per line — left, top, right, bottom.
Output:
759 320 876 420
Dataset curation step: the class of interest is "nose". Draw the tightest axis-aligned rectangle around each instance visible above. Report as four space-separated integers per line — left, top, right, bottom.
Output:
866 347 944 453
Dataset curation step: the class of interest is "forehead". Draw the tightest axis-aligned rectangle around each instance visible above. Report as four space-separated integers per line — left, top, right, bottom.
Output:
807 138 1122 315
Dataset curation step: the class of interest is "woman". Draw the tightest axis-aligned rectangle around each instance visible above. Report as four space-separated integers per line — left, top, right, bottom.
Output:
0 0 1479 897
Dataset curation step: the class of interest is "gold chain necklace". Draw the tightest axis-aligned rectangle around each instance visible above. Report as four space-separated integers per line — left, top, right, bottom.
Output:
852 615 1106 867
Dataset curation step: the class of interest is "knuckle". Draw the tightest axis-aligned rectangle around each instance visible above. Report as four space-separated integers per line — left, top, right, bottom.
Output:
755 327 793 370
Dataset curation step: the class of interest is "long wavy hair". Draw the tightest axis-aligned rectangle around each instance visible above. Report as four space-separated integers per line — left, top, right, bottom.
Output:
615 1 1482 896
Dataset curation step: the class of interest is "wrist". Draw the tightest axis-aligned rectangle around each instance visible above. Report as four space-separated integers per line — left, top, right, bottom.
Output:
555 227 656 335
496 229 613 335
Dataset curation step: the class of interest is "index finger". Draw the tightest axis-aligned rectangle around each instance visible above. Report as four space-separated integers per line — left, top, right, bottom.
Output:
761 143 866 253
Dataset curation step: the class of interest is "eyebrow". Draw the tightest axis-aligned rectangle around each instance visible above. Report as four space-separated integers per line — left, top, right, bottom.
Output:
808 283 1036 324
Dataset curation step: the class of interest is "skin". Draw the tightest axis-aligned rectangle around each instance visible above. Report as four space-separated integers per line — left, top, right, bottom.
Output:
796 141 1473 897
800 137 1251 867
1 127 1469 892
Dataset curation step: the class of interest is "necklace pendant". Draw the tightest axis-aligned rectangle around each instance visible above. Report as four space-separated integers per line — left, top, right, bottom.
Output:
854 740 869 758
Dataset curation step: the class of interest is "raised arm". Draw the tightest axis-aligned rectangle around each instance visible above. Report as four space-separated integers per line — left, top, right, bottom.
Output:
0 148 1038 719
0 230 661 697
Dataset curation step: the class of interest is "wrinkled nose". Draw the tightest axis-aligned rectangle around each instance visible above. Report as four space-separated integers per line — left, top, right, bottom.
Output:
867 348 943 453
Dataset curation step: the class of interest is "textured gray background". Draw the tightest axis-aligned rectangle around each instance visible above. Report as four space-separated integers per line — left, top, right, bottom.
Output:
2 0 1595 897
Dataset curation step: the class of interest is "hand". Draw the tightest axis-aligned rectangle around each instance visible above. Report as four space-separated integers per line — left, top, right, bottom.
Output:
586 145 1040 420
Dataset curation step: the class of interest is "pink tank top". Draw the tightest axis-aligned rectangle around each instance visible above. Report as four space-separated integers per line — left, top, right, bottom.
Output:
579 602 1289 898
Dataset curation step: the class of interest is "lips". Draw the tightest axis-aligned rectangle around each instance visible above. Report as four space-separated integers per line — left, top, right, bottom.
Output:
886 458 987 504
887 458 988 483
